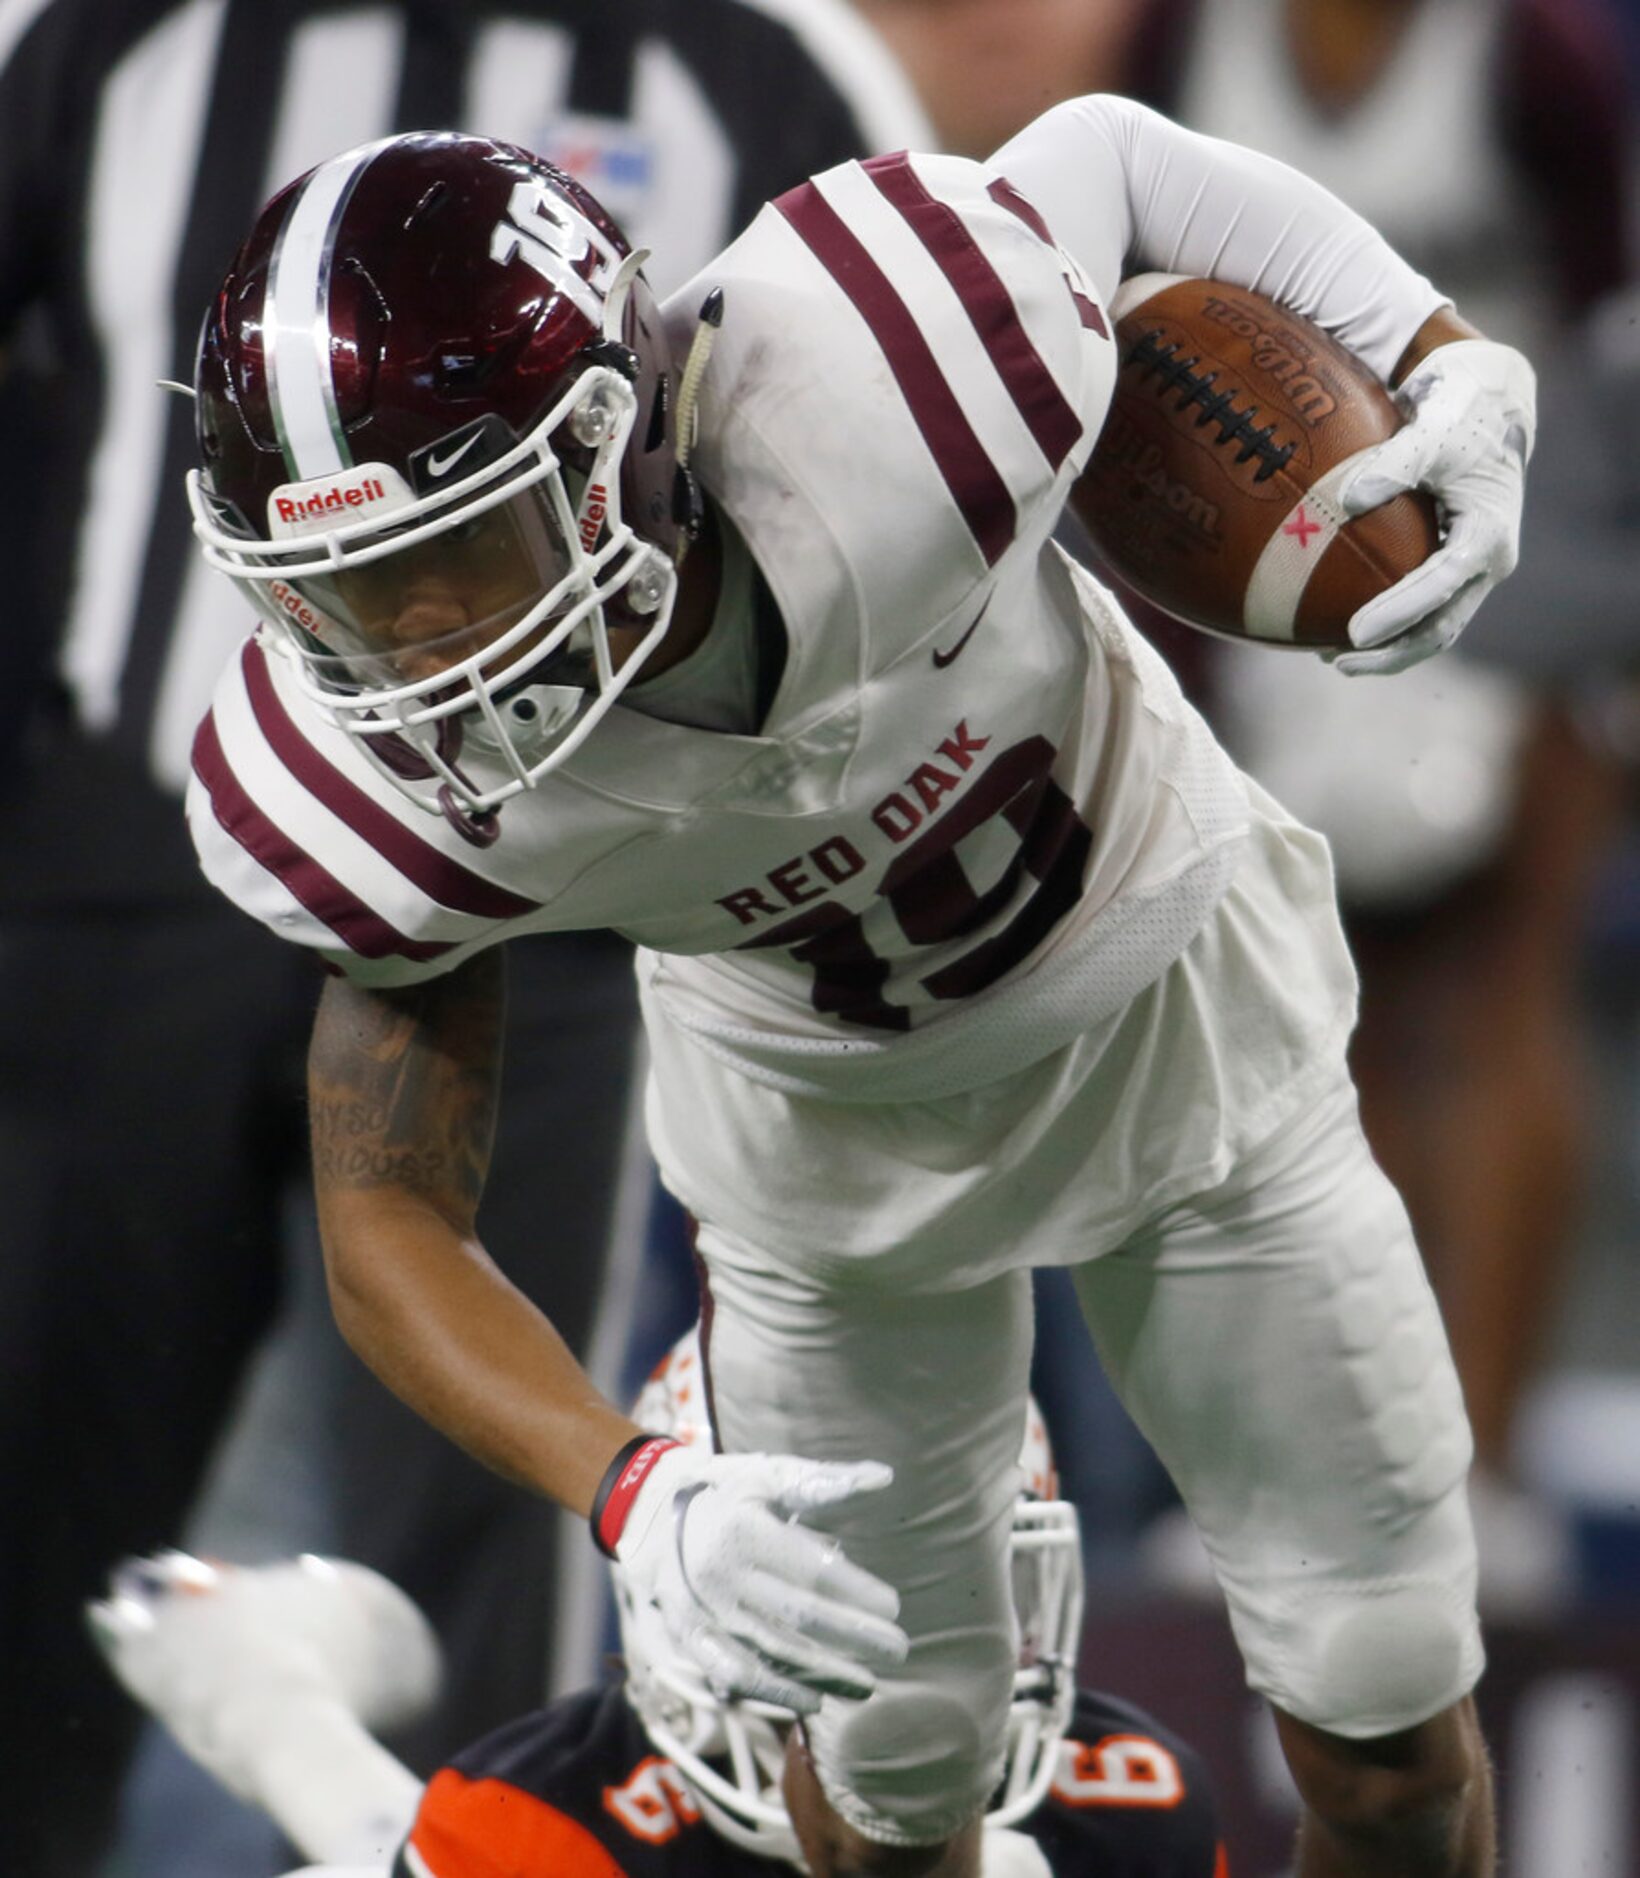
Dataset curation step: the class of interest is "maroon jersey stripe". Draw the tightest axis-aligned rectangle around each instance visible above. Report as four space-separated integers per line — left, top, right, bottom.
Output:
867 153 1082 468
775 176 1015 565
192 711 452 963
987 176 1109 338
987 175 1055 246
241 641 539 919
1069 290 1109 338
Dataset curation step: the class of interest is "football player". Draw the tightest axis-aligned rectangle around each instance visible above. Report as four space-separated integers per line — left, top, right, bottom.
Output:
91 1343 1227 1877
184 100 1531 1876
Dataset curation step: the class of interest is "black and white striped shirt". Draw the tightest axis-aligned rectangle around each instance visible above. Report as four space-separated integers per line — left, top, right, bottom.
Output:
0 0 927 907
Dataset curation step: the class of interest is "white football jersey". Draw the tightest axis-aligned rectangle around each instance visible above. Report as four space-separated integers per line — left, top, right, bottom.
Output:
190 104 1443 1099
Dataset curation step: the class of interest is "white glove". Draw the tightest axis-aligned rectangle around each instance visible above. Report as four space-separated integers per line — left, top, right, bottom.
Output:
615 1445 909 1714
87 1551 440 1799
1333 337 1536 675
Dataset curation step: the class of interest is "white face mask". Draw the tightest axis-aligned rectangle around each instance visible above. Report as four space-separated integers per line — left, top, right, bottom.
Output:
189 362 677 818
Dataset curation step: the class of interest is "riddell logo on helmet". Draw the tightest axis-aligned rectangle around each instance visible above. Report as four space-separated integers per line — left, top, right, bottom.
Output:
266 465 413 539
267 580 330 639
578 482 609 553
272 476 390 527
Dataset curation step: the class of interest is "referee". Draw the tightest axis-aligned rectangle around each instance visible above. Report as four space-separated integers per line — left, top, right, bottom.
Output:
0 4 927 1871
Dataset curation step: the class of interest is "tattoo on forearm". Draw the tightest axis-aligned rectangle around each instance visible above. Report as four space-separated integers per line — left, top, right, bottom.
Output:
308 951 505 1219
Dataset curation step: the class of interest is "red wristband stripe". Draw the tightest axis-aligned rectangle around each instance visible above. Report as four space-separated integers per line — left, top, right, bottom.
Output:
593 1436 681 1557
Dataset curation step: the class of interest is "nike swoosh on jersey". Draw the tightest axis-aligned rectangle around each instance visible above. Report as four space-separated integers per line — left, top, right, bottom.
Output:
932 599 989 668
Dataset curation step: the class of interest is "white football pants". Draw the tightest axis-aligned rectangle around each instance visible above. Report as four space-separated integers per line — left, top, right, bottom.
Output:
693 1073 1480 1844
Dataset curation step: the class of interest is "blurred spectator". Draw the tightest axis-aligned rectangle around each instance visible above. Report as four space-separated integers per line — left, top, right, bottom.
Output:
850 0 1141 155
1124 0 1633 346
1119 0 1635 1611
1476 283 1640 690
0 4 926 1874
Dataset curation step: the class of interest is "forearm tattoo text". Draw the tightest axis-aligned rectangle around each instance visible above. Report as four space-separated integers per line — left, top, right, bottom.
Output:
308 952 505 1221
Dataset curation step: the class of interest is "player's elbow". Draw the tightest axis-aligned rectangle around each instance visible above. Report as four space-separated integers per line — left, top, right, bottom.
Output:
314 1186 437 1360
316 1195 389 1355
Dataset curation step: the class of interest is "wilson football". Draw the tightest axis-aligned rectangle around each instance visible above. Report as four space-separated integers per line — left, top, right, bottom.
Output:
1073 274 1439 649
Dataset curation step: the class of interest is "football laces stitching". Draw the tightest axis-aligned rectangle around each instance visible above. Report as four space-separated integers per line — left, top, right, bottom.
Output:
1127 329 1297 482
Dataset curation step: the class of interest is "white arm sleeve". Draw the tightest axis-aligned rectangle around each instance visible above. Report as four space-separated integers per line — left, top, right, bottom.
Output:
989 93 1448 383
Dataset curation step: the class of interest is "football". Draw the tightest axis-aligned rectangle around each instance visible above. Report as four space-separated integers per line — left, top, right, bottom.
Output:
1073 273 1439 650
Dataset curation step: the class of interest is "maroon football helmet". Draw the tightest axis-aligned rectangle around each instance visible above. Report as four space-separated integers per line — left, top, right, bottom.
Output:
188 131 686 821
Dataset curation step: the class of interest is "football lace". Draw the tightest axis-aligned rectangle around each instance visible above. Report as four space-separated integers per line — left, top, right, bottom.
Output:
1127 329 1296 482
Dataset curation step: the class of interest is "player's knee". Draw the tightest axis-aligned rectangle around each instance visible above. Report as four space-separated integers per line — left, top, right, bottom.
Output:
813 1662 1015 1845
1279 1580 1480 1739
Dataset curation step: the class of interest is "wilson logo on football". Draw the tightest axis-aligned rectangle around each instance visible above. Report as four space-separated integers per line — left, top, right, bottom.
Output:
1199 297 1338 425
1098 413 1222 539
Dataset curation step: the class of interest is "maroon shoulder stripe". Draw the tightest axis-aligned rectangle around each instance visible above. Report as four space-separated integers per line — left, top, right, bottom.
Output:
241 641 538 919
1069 290 1110 339
775 176 1015 566
192 710 453 964
987 175 1055 246
868 153 1081 468
988 175 1109 338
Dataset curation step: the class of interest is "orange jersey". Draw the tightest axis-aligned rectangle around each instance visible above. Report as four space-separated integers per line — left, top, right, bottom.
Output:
394 1683 1227 1877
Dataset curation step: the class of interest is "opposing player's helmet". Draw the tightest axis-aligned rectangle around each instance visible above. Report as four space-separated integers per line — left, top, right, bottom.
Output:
612 1332 1083 1866
188 132 686 830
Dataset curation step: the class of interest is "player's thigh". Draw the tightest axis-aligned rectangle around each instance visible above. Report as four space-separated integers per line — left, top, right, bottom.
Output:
698 1228 1035 1841
1072 1074 1482 1739
697 1234 1033 1566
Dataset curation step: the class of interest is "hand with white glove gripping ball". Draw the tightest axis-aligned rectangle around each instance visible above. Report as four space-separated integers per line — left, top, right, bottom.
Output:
593 1436 909 1714
1335 337 1536 675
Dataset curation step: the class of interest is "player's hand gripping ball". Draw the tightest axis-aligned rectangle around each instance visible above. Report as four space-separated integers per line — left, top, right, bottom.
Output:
1076 274 1529 668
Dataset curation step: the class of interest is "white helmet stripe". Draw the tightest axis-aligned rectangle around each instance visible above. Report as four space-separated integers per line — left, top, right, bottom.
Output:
264 139 393 479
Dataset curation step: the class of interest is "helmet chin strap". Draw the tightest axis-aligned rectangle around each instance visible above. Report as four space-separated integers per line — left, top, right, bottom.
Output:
415 715 501 848
671 288 725 563
602 246 650 342
594 246 722 568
